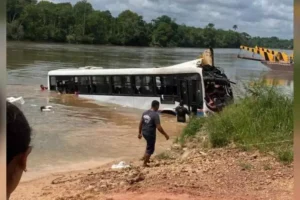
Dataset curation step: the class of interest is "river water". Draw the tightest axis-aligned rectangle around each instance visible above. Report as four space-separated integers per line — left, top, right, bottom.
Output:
7 42 293 181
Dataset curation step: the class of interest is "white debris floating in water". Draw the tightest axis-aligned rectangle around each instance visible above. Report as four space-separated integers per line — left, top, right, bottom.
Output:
7 97 25 105
111 161 130 169
40 106 53 112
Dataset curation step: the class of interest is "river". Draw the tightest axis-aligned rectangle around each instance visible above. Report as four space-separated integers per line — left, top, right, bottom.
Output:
6 41 293 181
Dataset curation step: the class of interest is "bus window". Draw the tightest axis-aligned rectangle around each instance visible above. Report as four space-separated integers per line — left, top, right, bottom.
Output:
122 76 133 94
134 76 154 95
155 77 162 95
173 76 178 95
78 76 90 94
142 76 154 95
50 76 56 90
135 76 142 94
65 77 75 94
188 74 200 80
54 76 77 94
159 76 177 95
112 76 122 94
74 76 79 92
92 76 110 94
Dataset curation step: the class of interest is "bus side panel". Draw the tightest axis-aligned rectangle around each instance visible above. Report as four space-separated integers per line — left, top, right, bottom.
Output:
79 95 178 113
48 76 50 90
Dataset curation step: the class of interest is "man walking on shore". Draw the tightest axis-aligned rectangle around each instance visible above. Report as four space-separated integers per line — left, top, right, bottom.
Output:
138 100 169 167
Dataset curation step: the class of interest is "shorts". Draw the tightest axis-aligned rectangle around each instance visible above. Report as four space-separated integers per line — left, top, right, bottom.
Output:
142 133 156 155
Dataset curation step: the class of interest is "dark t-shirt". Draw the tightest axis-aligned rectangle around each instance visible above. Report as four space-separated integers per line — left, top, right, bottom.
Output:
141 110 160 137
175 106 189 122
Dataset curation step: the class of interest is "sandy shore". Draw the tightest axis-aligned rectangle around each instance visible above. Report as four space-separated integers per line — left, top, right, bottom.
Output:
11 145 293 200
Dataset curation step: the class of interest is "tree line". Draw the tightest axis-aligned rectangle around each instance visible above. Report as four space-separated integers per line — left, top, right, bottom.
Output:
7 0 293 49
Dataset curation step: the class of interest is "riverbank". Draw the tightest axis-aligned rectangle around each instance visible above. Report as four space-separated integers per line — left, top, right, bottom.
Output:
7 40 294 51
178 79 293 164
11 81 293 199
11 144 293 200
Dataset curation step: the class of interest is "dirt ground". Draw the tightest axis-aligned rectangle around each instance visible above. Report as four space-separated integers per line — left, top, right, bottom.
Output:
11 147 293 200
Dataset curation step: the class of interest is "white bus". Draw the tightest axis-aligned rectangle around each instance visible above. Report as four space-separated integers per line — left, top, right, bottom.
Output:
47 58 234 116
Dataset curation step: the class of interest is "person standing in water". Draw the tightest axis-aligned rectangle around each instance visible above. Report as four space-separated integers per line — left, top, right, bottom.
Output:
175 100 190 123
7 102 32 199
138 100 169 167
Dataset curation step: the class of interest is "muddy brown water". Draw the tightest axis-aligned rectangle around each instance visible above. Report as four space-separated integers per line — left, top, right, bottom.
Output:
7 42 293 181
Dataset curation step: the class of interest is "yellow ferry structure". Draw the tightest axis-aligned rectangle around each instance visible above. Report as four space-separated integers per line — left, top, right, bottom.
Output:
238 45 293 72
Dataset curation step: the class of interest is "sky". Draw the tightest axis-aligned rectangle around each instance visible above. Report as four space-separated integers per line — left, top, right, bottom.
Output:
48 0 294 39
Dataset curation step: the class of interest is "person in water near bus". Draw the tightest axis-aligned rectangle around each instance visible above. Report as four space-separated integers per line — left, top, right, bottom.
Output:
175 100 190 123
138 100 169 167
40 84 48 91
7 102 32 199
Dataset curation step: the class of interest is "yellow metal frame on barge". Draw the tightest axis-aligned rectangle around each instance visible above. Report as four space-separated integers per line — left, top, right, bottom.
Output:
238 45 293 72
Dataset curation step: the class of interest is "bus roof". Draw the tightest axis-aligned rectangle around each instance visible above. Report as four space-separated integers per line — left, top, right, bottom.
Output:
48 59 203 76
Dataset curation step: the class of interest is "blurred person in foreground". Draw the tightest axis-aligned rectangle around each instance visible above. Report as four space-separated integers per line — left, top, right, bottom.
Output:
7 102 32 199
0 94 5 200
138 100 169 167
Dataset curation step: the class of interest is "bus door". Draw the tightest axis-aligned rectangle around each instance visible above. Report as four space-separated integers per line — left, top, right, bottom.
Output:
189 80 203 114
179 80 190 112
189 80 201 106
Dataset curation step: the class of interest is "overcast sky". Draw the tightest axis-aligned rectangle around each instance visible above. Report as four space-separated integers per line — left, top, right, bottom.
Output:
49 0 294 39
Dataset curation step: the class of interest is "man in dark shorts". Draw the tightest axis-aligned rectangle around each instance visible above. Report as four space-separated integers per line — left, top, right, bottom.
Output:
175 100 190 123
138 100 169 167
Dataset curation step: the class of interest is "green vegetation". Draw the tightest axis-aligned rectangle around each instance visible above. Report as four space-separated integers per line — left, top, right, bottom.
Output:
179 79 293 164
263 163 272 170
155 152 173 160
238 161 253 171
278 150 293 164
7 0 293 48
177 117 206 144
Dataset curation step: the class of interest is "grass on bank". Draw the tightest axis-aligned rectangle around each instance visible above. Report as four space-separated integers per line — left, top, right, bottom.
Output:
178 79 293 164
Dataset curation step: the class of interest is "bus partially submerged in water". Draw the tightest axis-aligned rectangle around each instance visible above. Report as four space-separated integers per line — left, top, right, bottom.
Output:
47 51 234 116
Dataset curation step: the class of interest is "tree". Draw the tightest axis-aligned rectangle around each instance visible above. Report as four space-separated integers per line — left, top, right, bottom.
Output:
233 25 238 31
86 10 113 44
203 23 217 47
152 22 174 47
54 3 75 42
6 1 293 49
112 10 149 46
207 23 215 29
151 15 178 47
73 0 93 36
7 20 24 40
7 0 37 23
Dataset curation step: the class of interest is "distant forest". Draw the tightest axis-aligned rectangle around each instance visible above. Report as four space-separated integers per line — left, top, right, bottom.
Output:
7 0 293 49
